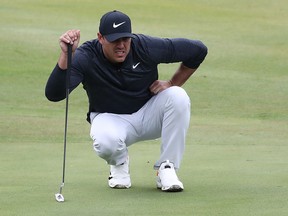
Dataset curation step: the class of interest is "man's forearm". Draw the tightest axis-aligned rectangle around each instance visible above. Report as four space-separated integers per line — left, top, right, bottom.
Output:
58 51 75 70
45 64 67 101
169 63 197 86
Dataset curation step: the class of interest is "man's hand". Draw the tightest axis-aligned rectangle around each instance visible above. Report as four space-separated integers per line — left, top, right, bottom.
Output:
149 80 172 95
58 29 80 69
59 29 81 53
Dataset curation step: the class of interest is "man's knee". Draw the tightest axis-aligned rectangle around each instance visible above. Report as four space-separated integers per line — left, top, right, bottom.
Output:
164 86 190 112
92 134 126 162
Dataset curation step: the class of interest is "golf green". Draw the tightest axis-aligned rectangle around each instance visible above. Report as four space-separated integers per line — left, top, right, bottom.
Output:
0 0 287 215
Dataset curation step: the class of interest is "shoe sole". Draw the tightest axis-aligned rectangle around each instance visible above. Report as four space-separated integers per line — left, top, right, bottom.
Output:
157 185 183 192
110 184 131 189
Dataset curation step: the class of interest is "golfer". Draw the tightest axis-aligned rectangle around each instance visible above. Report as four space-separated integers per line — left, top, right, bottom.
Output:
45 10 208 192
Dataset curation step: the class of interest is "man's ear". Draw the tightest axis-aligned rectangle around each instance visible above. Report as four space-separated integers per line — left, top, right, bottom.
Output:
97 33 104 44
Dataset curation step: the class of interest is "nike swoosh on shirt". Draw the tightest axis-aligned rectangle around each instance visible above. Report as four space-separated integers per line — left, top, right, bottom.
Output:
113 21 126 28
132 62 140 69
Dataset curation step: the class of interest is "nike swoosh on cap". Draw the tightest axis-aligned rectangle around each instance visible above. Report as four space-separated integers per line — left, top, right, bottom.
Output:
113 21 126 28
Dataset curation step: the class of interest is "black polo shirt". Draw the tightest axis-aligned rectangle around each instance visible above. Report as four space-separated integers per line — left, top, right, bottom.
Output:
45 34 207 122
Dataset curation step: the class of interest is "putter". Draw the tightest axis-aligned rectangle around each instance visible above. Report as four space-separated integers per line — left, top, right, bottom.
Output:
55 43 72 202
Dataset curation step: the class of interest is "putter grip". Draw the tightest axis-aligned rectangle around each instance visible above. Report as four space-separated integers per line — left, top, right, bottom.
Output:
67 44 72 72
66 44 72 90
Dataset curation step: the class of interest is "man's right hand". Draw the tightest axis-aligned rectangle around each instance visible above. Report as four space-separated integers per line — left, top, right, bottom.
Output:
59 29 81 53
58 29 80 69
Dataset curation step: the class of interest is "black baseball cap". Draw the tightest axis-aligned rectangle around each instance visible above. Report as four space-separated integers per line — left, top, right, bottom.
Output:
99 10 135 42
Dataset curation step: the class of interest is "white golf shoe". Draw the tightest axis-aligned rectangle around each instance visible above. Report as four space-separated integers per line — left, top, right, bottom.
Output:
156 160 184 192
108 157 131 189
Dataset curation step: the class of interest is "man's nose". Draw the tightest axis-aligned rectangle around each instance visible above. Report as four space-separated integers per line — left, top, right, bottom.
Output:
116 40 125 48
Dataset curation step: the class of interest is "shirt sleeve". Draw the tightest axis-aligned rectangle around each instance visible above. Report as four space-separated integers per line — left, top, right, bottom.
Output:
137 34 208 69
45 63 83 102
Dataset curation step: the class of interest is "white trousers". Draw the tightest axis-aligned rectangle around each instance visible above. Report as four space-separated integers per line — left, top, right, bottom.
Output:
90 86 191 170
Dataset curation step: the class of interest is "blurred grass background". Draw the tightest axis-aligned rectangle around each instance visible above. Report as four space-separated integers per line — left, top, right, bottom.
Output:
0 0 287 215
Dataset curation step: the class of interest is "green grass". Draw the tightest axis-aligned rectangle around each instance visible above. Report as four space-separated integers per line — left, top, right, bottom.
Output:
1 0 288 215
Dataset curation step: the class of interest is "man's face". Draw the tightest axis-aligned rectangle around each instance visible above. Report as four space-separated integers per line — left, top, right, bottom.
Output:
98 33 131 64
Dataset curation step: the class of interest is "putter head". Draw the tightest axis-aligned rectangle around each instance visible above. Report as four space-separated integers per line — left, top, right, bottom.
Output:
55 193 65 202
